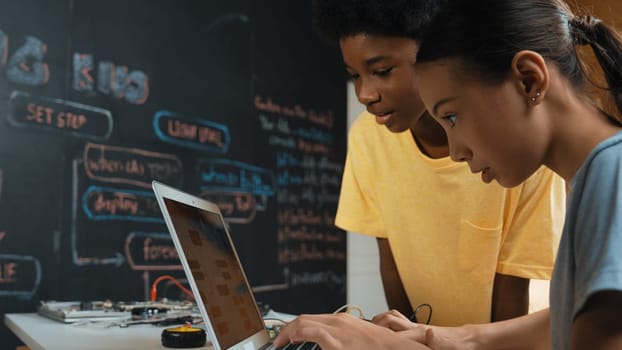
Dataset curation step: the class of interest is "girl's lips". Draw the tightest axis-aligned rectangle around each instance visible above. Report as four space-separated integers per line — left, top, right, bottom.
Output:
375 112 393 125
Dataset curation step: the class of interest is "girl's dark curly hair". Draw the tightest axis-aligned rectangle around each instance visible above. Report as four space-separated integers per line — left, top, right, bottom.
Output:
312 0 448 45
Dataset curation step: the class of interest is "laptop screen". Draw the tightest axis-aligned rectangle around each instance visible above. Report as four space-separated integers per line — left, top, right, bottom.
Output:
163 197 265 349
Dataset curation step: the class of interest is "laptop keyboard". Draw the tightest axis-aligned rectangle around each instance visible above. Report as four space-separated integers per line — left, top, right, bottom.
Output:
262 341 320 350
280 342 320 350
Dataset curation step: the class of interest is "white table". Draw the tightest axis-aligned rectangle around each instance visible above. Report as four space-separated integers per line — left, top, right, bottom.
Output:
5 313 213 350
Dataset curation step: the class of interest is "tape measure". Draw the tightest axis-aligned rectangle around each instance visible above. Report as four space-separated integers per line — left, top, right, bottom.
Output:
161 324 206 348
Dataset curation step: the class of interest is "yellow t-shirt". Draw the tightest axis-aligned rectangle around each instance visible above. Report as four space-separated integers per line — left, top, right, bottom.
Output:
336 112 565 326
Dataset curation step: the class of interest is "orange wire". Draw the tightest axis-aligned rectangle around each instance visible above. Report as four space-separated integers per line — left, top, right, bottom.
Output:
150 275 194 302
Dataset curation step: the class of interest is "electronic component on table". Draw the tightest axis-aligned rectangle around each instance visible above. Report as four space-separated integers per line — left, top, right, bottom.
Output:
37 300 197 323
161 324 206 348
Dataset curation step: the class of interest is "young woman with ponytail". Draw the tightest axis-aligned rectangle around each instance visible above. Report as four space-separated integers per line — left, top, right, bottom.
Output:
272 1 622 348
408 0 622 348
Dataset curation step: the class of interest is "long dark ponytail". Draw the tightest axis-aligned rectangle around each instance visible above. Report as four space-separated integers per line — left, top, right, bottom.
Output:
569 15 622 114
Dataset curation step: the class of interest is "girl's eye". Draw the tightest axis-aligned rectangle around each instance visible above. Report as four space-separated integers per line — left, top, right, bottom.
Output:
442 114 457 127
374 67 394 77
347 73 360 81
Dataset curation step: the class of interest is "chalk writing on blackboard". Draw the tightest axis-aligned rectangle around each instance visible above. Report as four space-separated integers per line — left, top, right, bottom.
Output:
71 160 122 267
274 152 342 207
73 53 149 104
5 35 49 86
255 94 336 156
199 191 256 224
8 91 113 139
257 91 346 291
82 185 163 223
289 270 345 288
259 113 332 155
124 232 181 271
254 95 334 128
278 242 346 264
83 143 183 189
0 29 150 105
0 254 41 297
153 110 231 153
197 159 275 196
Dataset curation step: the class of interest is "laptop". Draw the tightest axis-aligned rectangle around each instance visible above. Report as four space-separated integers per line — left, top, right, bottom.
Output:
152 181 315 350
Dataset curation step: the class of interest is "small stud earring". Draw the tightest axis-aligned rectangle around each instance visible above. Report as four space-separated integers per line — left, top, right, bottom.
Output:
531 91 541 103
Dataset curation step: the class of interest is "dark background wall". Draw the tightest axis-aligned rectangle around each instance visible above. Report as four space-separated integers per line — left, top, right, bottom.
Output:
0 1 347 348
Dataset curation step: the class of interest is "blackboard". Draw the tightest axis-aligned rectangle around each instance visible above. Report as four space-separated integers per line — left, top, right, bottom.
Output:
0 1 347 347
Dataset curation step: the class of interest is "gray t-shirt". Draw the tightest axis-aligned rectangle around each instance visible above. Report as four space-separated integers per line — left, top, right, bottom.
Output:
550 131 622 349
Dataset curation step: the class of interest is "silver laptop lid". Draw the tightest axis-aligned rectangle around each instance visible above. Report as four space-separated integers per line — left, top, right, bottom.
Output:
152 181 271 350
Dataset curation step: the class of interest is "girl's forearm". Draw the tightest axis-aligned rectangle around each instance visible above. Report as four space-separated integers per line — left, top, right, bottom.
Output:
473 308 550 350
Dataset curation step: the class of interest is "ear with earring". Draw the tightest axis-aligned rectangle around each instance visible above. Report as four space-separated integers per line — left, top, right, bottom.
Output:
530 91 541 103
